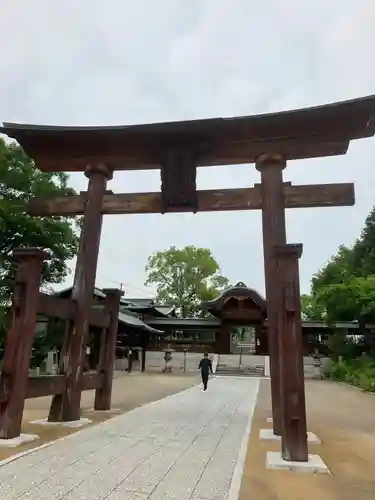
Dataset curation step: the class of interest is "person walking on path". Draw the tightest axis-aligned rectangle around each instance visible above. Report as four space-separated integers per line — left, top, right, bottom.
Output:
198 353 213 391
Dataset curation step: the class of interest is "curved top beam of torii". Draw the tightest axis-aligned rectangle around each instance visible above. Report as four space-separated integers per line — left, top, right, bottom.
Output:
1 94 375 173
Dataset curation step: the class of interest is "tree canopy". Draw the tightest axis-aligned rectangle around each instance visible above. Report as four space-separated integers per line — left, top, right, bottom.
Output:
304 208 375 387
144 245 230 317
314 276 375 325
300 293 324 321
302 207 375 334
0 138 79 303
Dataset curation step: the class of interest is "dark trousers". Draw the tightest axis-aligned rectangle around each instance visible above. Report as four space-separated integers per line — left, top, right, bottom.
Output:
201 371 209 391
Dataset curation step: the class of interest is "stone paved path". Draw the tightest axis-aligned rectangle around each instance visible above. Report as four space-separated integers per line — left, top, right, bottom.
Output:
0 377 260 500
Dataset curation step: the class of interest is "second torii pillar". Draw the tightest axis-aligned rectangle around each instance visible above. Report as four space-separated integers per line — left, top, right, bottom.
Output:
274 243 308 462
94 288 124 411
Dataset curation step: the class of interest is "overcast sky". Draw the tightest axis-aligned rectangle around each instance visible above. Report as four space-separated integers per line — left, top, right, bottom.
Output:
1 1 375 298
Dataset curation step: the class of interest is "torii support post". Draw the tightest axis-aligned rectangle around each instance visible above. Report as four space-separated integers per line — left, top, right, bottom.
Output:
47 319 71 421
49 163 113 422
255 154 287 436
0 248 50 439
94 288 124 411
274 243 308 462
128 349 133 373
141 348 146 372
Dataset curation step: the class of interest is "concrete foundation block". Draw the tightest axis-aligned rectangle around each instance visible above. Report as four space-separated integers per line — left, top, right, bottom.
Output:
266 451 330 474
29 418 92 428
0 434 39 447
86 408 121 413
260 428 321 444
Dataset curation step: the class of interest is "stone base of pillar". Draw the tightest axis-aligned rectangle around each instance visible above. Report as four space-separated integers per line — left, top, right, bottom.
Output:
29 418 92 428
259 428 321 444
0 434 39 448
266 451 330 474
86 408 121 414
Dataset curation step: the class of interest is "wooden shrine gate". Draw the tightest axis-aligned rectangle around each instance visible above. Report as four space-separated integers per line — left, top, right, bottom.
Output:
1 94 375 461
0 247 123 439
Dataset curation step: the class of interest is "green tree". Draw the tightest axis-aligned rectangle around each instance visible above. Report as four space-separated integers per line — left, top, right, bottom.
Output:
311 207 375 296
309 207 375 364
0 138 79 303
351 207 375 277
311 245 355 294
145 245 230 317
308 208 375 324
300 293 324 320
314 275 375 343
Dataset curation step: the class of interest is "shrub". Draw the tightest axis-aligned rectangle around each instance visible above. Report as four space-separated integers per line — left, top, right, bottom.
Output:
327 359 349 380
326 357 375 392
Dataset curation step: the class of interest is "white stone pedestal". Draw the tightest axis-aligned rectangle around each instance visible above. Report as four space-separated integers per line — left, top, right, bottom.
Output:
29 418 92 428
86 408 121 413
266 451 330 474
0 434 39 447
259 428 321 444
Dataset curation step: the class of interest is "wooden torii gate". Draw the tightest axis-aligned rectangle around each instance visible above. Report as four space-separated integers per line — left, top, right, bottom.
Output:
1 94 375 461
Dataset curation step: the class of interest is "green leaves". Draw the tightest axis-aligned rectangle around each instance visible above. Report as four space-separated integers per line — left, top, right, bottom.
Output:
145 245 229 317
300 293 325 321
311 245 355 294
305 204 375 329
313 275 375 329
317 207 375 286
0 138 79 301
327 357 375 392
303 206 375 364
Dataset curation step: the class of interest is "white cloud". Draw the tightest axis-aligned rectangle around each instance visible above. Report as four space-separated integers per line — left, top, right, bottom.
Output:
1 0 375 296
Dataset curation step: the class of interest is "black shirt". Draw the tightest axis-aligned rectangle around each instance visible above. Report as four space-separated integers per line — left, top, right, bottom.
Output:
198 358 213 374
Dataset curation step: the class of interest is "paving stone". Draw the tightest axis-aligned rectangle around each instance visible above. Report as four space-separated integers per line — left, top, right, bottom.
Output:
107 489 149 500
1 437 138 500
150 434 222 500
1 378 260 500
117 440 189 494
60 436 181 500
0 430 117 481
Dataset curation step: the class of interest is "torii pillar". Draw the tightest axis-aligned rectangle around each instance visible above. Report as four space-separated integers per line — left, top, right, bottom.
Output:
255 153 287 436
49 163 113 422
0 248 49 439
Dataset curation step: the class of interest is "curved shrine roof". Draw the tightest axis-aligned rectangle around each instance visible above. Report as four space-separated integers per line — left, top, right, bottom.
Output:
1 94 375 172
203 282 266 316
